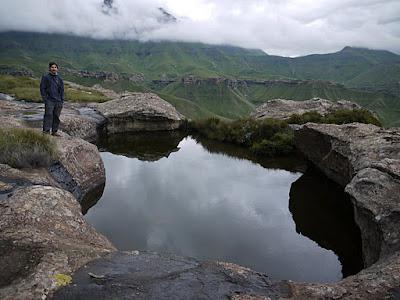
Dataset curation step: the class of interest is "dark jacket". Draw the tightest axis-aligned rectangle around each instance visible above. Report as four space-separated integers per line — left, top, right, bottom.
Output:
40 73 64 102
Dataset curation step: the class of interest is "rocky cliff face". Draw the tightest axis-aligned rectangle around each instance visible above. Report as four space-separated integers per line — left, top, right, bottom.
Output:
251 98 362 120
292 123 400 298
96 92 184 133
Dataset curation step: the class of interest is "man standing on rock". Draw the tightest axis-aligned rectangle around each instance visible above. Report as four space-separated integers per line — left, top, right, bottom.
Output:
40 62 64 136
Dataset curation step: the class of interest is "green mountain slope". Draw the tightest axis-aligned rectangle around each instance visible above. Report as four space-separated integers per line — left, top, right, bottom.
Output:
1 31 399 93
1 31 399 126
150 79 400 126
158 81 255 119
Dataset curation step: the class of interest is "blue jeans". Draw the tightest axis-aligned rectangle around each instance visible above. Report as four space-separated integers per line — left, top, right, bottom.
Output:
43 100 63 133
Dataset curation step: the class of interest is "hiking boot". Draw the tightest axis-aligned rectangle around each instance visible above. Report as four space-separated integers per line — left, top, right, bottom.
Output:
43 131 50 135
51 131 61 137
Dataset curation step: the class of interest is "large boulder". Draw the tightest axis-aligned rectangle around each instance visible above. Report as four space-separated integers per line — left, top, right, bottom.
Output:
294 123 400 266
0 186 115 300
96 93 184 133
50 134 106 201
251 98 362 120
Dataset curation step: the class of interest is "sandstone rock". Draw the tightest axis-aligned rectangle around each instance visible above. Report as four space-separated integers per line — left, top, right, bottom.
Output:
96 93 184 133
294 123 400 291
0 98 103 139
294 123 400 186
0 186 115 299
251 98 362 120
50 135 105 201
290 251 400 300
346 167 400 265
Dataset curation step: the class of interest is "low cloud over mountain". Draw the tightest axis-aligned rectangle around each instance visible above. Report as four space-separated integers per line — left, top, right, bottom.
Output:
0 0 399 56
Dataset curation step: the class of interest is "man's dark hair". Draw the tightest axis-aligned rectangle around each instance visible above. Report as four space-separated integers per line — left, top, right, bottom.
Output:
48 62 58 69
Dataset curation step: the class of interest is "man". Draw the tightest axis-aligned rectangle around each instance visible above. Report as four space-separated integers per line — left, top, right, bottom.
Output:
40 62 64 136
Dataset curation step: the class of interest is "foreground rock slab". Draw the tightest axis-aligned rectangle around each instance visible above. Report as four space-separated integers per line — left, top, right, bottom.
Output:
0 186 115 299
52 251 290 300
96 93 184 133
251 98 362 120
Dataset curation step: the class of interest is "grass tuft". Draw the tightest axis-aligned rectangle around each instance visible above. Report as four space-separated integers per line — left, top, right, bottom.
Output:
190 117 294 156
0 128 58 168
287 109 382 126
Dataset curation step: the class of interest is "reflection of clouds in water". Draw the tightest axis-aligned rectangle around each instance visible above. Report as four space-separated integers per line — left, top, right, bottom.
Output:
89 137 340 282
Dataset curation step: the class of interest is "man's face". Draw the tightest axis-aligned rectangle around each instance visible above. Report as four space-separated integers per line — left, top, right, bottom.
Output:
49 64 58 75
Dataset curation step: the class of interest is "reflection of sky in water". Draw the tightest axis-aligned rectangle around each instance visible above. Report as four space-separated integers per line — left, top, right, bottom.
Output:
85 137 341 282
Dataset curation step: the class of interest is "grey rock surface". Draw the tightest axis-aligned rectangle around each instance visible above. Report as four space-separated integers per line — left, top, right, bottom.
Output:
52 251 290 300
96 93 184 133
251 98 362 120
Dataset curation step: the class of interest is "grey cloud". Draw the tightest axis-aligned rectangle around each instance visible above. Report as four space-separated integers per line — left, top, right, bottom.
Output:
0 0 399 56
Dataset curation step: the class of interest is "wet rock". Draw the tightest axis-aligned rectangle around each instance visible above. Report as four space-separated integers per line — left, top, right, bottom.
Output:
251 98 362 120
96 93 184 133
0 186 115 299
0 163 56 187
0 93 14 101
52 251 290 300
0 181 13 192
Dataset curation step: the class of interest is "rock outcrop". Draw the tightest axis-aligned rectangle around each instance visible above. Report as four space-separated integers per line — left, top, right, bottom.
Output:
291 123 400 298
50 134 105 201
0 186 115 299
0 98 105 141
251 98 362 120
96 93 184 133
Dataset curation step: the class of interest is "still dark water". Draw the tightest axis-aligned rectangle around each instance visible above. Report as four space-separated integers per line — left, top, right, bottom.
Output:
84 132 363 283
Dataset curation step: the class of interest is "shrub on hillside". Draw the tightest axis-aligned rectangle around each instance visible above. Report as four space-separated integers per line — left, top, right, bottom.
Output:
0 128 58 168
287 109 381 126
325 109 382 126
190 117 295 156
286 111 323 124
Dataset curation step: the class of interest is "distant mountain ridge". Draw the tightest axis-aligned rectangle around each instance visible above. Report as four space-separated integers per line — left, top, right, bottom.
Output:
0 31 399 126
1 31 398 94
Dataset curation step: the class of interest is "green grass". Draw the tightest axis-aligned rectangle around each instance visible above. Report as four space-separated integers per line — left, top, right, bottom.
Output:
158 81 254 119
0 75 109 102
189 109 382 157
0 128 58 168
286 109 382 126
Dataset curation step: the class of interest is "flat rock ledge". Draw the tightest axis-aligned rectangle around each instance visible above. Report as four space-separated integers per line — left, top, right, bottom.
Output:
251 98 362 120
52 251 291 300
96 93 185 133
291 122 400 299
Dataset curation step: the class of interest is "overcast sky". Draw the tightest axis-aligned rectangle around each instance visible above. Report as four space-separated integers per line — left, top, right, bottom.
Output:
0 0 399 56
